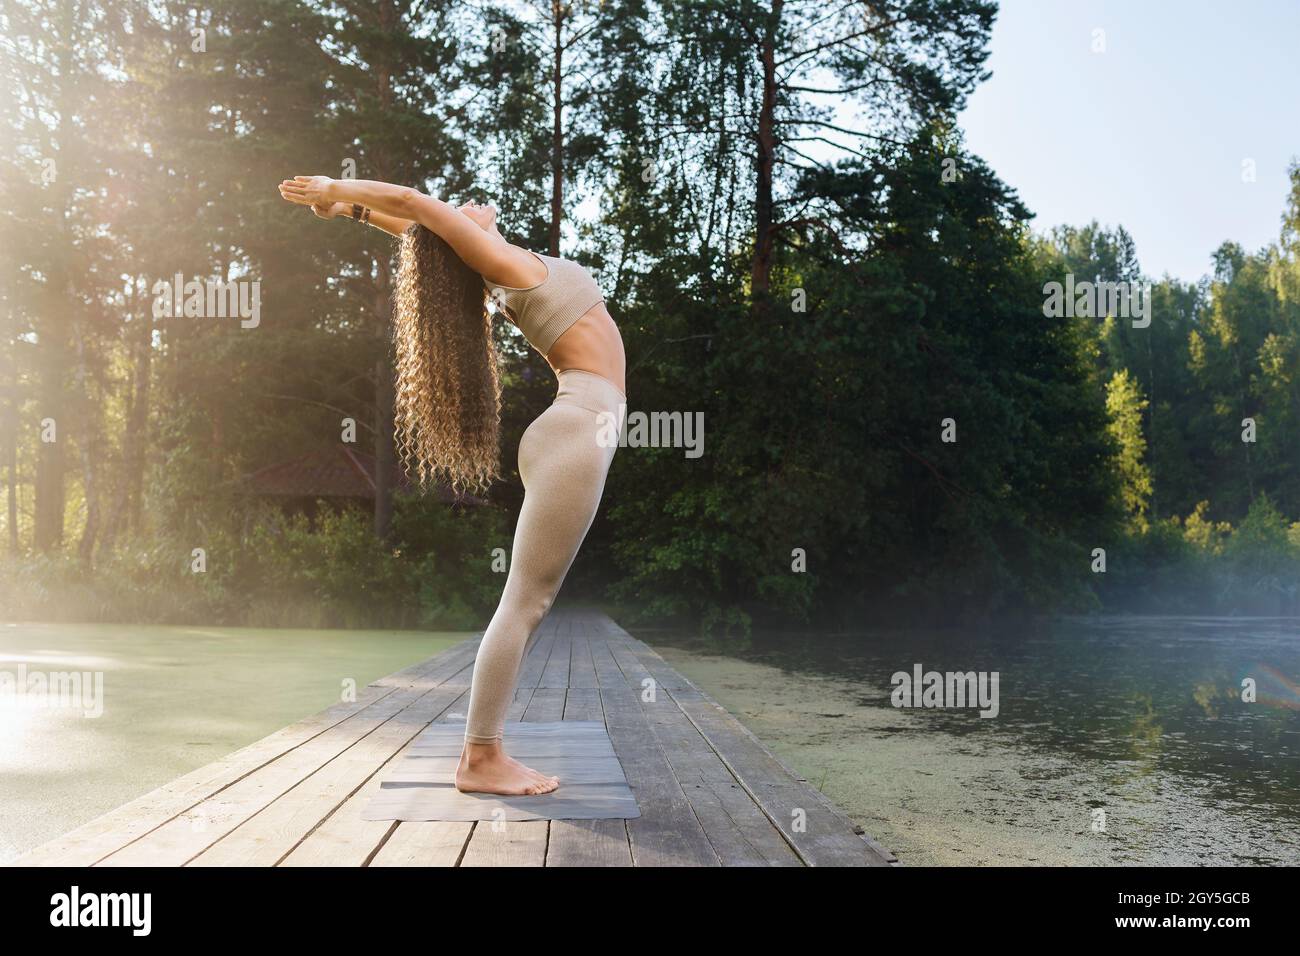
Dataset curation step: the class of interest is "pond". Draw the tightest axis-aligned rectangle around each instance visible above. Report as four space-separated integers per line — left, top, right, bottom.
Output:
0 622 461 863
643 616 1300 865
5 615 1296 866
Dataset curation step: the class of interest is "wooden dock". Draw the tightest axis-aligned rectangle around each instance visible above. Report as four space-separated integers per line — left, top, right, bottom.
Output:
12 608 896 867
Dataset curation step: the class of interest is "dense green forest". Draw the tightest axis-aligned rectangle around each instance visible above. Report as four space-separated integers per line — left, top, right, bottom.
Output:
2 0 1298 631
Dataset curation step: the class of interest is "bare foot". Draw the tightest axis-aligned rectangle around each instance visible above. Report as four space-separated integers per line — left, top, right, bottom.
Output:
501 752 557 785
456 742 559 796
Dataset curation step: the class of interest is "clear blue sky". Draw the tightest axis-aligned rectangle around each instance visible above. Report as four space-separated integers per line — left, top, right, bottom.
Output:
958 0 1300 282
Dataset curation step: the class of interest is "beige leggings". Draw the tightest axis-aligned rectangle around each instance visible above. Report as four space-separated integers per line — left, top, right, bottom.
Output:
463 369 625 744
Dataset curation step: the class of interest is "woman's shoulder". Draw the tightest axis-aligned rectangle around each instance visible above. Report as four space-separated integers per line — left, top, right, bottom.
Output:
483 246 549 291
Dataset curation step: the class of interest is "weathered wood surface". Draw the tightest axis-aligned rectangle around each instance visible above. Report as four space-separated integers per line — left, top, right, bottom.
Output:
12 608 897 867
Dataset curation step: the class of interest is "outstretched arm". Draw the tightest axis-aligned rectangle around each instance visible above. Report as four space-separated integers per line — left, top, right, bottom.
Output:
279 176 518 279
364 208 413 237
279 175 527 280
303 200 412 238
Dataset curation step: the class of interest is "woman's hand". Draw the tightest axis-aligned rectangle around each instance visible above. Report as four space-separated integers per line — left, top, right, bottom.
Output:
278 175 335 208
310 201 349 220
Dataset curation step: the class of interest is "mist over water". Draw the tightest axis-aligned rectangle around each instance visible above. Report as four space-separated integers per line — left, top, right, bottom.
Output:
646 616 1300 865
0 623 456 863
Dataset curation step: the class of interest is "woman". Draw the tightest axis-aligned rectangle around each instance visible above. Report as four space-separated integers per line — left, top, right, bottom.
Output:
278 176 626 796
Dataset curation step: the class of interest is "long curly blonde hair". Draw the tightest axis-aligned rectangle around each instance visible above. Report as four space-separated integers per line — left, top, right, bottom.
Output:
392 223 501 494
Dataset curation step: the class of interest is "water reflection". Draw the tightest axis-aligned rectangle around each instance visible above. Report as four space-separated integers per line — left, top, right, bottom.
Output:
646 616 1300 865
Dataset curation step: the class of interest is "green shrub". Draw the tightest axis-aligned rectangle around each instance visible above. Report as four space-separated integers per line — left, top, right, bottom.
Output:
1 495 509 629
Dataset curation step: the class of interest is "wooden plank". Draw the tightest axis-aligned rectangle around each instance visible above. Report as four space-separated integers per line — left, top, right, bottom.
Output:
602 638 801 866
537 622 572 689
187 676 472 866
458 816 549 867
368 821 472 867
546 818 632 868
561 685 600 722
274 786 397 867
295 660 536 866
99 688 433 865
586 630 718 867
13 639 479 867
597 681 718 866
607 625 896 866
589 621 629 687
668 686 895 865
97 644 478 867
274 780 397 867
544 683 632 867
279 689 472 867
521 687 566 722
568 629 598 689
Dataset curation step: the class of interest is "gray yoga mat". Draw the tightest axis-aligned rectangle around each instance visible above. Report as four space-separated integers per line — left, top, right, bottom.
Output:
362 720 641 822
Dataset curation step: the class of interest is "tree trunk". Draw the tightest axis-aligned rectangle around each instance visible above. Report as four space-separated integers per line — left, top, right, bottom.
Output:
5 387 17 554
1145 330 1157 518
1231 341 1255 500
33 5 80 554
373 256 396 542
370 1 399 542
33 335 66 552
74 321 100 564
549 4 564 256
101 277 152 553
126 281 152 536
374 350 396 541
750 1 782 308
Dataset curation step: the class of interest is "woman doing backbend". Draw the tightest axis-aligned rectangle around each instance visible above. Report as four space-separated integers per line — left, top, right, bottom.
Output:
279 176 626 796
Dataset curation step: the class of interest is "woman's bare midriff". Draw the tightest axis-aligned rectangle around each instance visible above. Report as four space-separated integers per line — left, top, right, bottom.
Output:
544 303 626 395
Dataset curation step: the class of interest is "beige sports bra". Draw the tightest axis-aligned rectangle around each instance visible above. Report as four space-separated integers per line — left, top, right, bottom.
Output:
483 251 604 356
